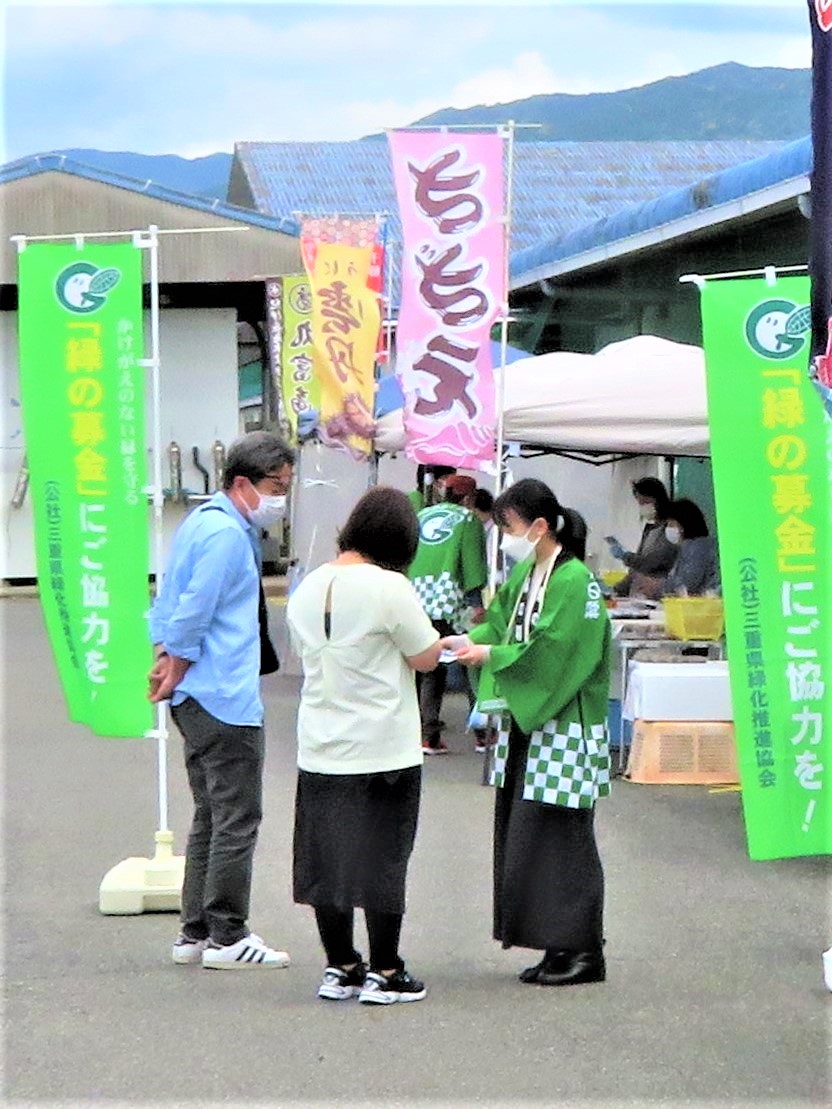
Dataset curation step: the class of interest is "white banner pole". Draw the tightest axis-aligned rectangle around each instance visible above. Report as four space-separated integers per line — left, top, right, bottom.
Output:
147 224 170 836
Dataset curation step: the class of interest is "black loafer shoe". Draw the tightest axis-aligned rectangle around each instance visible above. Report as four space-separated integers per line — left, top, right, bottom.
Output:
534 951 606 987
519 959 546 983
519 950 572 983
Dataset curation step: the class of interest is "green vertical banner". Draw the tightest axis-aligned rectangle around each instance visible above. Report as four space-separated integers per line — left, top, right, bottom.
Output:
18 242 153 737
266 275 318 443
701 275 831 859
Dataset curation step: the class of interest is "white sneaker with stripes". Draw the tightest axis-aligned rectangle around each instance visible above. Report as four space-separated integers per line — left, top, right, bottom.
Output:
201 932 290 970
172 934 209 965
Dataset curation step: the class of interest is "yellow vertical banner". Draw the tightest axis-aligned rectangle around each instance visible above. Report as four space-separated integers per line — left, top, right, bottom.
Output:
307 242 380 458
266 276 319 445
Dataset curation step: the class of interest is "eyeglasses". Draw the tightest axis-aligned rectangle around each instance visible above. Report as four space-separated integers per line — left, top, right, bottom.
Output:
261 471 291 495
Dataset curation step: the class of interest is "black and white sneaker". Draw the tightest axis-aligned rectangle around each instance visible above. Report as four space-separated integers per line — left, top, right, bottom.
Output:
317 962 368 1001
358 968 427 1005
201 932 290 970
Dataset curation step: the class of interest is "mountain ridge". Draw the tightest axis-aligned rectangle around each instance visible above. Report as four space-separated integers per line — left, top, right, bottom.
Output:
25 64 809 199
410 63 810 142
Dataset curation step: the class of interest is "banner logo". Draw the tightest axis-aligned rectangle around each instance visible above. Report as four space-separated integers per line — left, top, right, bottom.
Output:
744 299 811 360
815 0 832 32
418 505 464 545
55 262 122 315
287 280 312 316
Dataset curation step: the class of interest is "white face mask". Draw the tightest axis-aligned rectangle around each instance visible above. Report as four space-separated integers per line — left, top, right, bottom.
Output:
665 526 681 545
248 492 287 529
500 526 538 563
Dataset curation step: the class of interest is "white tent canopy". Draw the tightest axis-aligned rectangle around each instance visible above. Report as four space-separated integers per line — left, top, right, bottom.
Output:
375 335 709 458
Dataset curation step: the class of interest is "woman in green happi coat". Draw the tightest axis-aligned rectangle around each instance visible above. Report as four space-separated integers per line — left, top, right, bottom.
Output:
441 479 612 987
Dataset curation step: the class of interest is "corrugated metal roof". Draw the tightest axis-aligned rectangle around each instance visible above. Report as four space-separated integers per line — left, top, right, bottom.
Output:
235 138 785 268
0 152 299 236
510 136 811 286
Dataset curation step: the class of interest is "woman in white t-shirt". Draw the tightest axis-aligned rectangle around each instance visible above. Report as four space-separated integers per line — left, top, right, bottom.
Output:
287 486 441 1006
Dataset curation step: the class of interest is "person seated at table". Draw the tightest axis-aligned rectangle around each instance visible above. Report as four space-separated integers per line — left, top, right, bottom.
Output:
607 477 677 597
627 498 720 599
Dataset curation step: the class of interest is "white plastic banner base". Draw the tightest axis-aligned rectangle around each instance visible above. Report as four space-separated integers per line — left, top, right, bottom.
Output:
99 830 185 915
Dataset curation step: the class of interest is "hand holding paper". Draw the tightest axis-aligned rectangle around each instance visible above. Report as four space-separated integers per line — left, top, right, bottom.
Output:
439 634 490 667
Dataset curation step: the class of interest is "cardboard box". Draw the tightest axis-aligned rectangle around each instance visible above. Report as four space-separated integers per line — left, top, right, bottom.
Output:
624 660 733 722
626 720 739 785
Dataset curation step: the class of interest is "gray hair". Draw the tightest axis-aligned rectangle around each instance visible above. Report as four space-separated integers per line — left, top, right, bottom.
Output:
223 431 295 489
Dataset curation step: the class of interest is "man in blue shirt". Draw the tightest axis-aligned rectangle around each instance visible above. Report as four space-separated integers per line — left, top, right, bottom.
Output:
149 431 294 970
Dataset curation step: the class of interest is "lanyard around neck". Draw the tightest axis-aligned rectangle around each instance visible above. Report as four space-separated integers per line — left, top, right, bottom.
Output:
508 556 557 643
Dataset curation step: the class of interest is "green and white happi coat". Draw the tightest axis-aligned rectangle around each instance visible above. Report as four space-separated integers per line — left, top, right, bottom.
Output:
491 717 611 809
471 555 612 810
409 503 488 631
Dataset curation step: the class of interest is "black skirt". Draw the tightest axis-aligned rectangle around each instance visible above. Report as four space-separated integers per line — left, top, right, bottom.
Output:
493 723 604 952
293 765 421 914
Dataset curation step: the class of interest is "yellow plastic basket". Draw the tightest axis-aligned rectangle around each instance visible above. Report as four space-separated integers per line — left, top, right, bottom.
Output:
601 570 627 588
662 597 725 641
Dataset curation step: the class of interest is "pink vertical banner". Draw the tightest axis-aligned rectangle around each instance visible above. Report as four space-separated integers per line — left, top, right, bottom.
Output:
388 130 506 470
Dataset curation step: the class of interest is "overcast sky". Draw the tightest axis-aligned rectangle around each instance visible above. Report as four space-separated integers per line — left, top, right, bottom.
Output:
1 0 812 161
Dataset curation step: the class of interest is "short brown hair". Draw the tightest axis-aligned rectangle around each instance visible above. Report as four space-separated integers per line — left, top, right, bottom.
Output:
444 475 477 503
223 431 295 489
337 486 419 573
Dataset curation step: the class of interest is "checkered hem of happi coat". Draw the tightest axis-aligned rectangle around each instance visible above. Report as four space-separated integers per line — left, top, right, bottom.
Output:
412 571 465 629
491 715 611 809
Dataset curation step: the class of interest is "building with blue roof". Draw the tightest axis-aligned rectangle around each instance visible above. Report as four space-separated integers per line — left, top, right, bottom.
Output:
0 152 299 294
229 138 785 302
229 134 812 532
227 133 811 367
503 136 811 529
505 136 811 357
0 151 302 579
0 138 814 576
511 137 811 291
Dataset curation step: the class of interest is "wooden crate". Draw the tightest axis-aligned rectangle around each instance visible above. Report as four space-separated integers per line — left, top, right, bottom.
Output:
626 720 739 785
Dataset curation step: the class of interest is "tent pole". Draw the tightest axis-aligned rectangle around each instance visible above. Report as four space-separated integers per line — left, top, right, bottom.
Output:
490 121 516 593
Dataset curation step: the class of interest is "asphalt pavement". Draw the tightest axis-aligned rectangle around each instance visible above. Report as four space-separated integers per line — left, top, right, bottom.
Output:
3 597 830 1107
